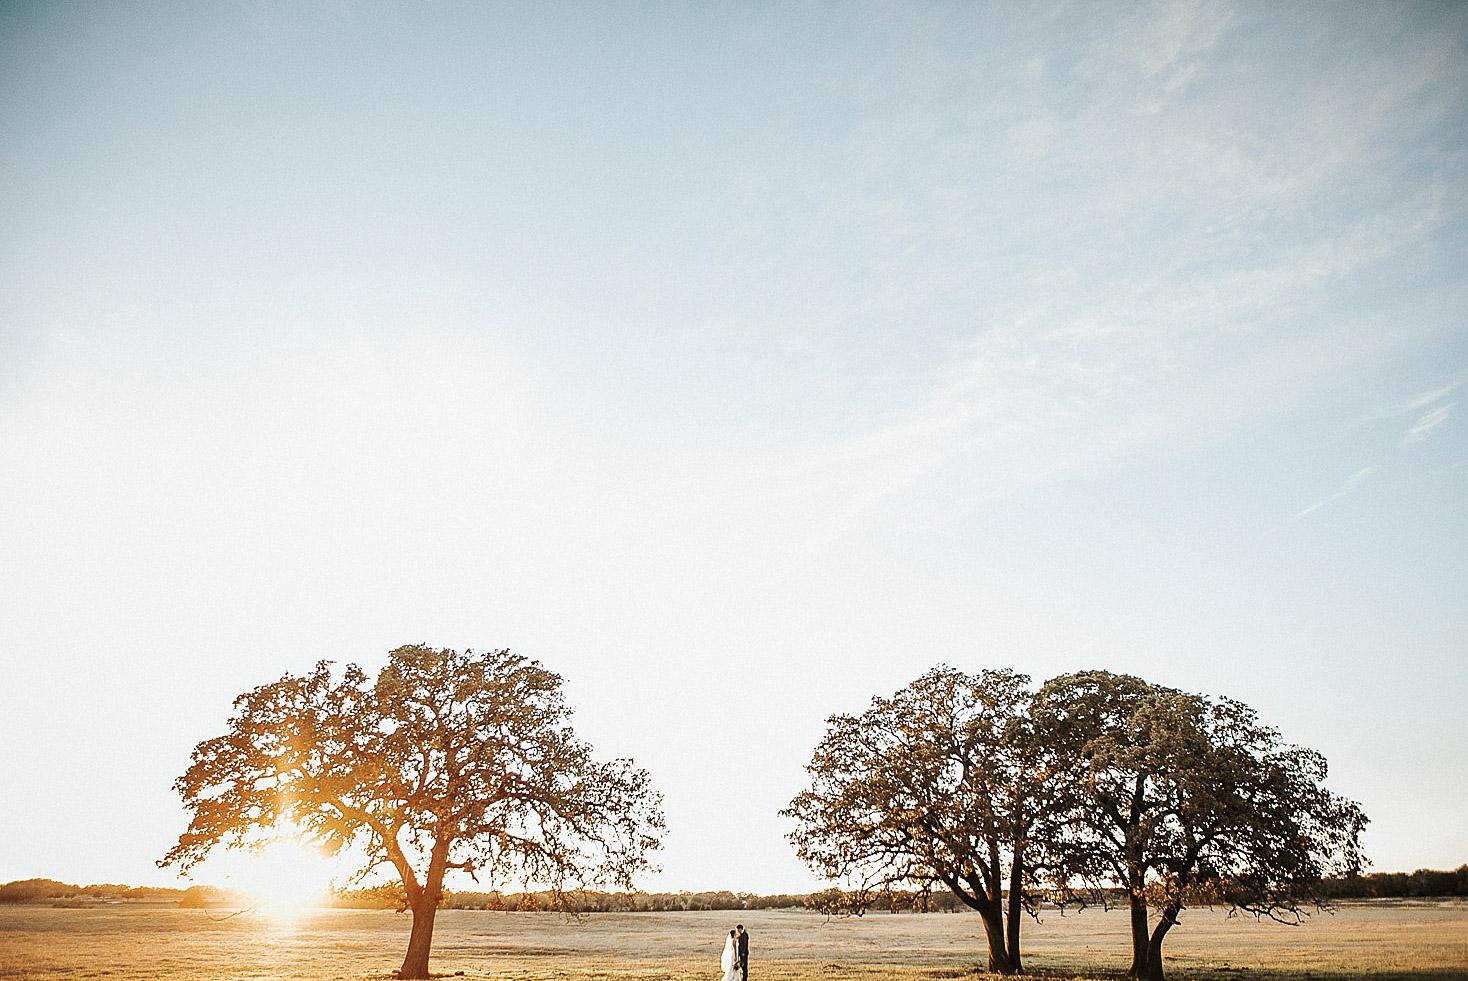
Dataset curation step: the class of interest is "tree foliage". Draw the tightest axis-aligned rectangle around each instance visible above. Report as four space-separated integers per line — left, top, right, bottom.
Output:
1032 670 1367 980
784 666 1052 974
161 644 664 979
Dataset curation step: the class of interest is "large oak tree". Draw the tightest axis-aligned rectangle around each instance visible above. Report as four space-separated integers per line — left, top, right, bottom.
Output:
784 667 1059 974
1033 671 1367 981
161 645 664 979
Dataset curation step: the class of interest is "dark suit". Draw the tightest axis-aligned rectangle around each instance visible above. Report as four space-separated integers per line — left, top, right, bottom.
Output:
736 929 749 980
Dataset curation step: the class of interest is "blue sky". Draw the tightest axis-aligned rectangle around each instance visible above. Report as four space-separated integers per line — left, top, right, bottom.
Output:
1 1 1465 894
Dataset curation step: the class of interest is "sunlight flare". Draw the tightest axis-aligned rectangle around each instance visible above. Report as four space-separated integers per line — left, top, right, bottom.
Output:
225 836 338 914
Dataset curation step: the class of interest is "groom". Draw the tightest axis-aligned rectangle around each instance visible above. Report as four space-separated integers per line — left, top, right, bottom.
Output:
736 924 749 980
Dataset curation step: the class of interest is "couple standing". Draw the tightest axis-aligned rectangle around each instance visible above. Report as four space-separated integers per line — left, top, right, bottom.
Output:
719 923 749 981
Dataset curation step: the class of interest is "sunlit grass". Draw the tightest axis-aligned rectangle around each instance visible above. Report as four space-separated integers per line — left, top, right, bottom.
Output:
1 901 1464 980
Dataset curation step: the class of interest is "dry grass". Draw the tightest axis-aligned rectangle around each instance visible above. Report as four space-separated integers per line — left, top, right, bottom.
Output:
1 901 1465 981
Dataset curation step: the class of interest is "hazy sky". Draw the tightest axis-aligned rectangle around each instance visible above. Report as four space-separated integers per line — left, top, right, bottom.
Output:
2 1 1465 895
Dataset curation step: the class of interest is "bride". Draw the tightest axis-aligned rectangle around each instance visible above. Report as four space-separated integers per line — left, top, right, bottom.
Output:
720 928 739 981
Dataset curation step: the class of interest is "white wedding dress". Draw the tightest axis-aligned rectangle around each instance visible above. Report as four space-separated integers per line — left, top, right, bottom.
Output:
720 934 738 981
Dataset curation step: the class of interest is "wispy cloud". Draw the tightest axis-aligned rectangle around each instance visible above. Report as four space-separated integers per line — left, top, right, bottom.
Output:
761 194 1443 553
1291 466 1378 521
1404 384 1464 413
1359 376 1468 424
1405 402 1455 443
712 2 1466 557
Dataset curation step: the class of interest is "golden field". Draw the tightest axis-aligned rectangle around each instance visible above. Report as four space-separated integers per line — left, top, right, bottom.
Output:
2 901 1465 980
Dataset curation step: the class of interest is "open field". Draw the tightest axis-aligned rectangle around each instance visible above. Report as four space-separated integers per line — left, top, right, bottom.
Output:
2 901 1466 981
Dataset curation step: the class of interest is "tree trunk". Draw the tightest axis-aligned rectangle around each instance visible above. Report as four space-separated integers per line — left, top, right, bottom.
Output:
1005 849 1024 975
396 898 438 979
978 902 1014 975
395 834 451 979
1125 889 1150 979
1143 905 1180 981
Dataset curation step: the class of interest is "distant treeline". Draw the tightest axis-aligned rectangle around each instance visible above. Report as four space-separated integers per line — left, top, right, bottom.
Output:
332 884 973 912
0 879 188 903
1319 866 1468 899
5 866 1466 908
435 889 810 912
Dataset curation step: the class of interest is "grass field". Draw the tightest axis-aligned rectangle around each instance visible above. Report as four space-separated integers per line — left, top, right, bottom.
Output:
2 900 1465 981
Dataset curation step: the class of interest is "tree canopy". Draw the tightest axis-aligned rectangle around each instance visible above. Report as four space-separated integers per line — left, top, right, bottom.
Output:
784 666 1052 974
1034 670 1367 980
161 644 664 979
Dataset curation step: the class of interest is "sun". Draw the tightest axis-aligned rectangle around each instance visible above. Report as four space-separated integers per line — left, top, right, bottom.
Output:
228 836 338 913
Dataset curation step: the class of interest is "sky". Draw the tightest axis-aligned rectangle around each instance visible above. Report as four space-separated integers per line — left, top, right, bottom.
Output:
1 1 1465 896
